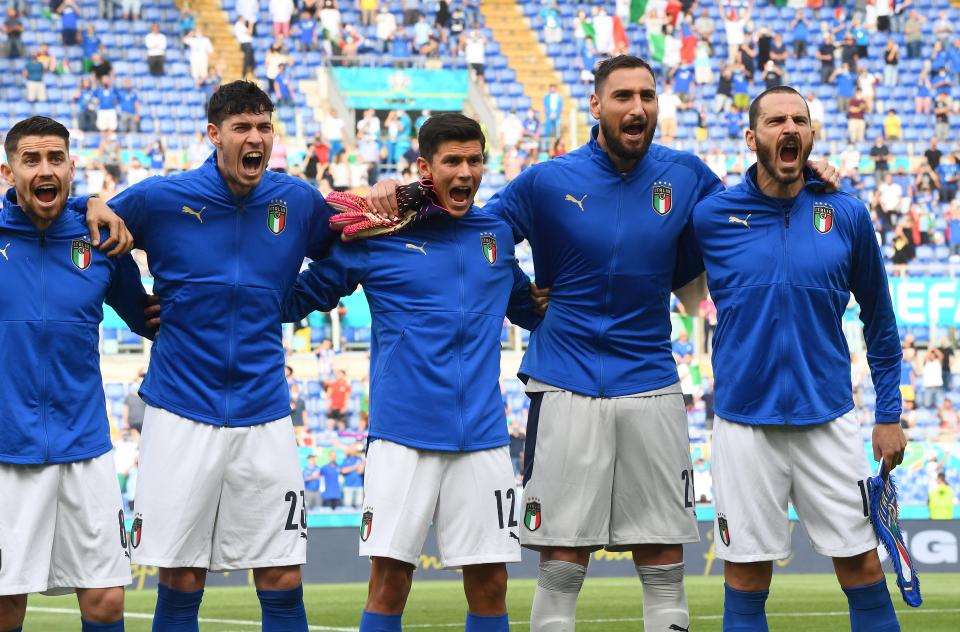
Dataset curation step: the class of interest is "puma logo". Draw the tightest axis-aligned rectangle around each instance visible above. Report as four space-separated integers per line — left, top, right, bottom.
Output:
0 243 9 260
728 213 752 229
564 193 587 212
509 532 520 542
405 242 427 255
181 205 206 223
668 625 689 631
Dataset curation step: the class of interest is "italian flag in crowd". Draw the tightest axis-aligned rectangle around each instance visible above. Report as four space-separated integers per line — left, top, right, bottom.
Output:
631 0 648 22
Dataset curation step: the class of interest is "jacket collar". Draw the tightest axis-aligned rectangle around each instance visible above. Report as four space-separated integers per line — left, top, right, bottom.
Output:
2 187 76 235
586 124 652 179
742 163 826 204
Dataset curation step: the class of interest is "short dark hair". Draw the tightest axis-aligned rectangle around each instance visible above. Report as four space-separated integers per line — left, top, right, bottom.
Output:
594 55 657 95
418 112 485 162
4 116 70 157
206 80 274 127
748 86 809 130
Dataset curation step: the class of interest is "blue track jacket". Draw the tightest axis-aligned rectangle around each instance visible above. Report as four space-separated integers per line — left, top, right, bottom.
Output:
691 165 902 425
485 126 723 397
108 153 336 426
0 190 152 464
281 209 541 451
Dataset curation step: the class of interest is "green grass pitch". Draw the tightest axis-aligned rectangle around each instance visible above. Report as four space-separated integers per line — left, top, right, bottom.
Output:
24 574 960 631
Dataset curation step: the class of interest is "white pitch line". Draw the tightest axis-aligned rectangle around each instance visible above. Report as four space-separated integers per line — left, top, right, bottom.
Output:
27 606 960 630
26 607 356 632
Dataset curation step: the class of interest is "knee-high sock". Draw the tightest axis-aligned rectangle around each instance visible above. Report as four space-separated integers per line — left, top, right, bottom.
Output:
81 619 124 632
843 579 900 632
636 562 689 632
359 610 402 632
152 584 203 632
465 612 510 631
529 560 586 632
257 584 308 632
722 584 769 632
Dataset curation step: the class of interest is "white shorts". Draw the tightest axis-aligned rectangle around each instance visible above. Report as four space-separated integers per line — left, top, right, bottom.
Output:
359 440 520 568
132 406 307 572
0 452 131 596
521 380 699 551
712 413 877 562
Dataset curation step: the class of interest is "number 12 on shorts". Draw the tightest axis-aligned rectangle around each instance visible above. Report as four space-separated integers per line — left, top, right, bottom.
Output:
494 488 518 529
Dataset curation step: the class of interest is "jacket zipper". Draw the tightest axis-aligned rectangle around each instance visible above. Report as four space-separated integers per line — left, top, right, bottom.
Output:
781 204 791 425
454 220 466 449
39 232 50 462
596 175 626 397
224 204 243 426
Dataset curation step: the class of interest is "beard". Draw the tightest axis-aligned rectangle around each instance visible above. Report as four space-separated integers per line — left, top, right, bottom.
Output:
598 115 656 166
755 137 813 186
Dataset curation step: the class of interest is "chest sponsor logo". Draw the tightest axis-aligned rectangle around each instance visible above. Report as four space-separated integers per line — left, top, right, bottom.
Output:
480 232 497 264
728 213 751 229
0 242 9 260
813 202 834 234
181 205 206 223
268 199 287 235
653 181 673 215
564 193 587 211
71 239 91 270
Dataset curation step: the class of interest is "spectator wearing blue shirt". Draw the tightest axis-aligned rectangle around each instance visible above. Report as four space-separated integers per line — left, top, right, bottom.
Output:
118 78 141 133
303 455 322 511
542 84 563 143
521 107 540 144
94 76 120 132
671 65 695 104
58 0 80 46
80 24 101 72
23 52 46 103
932 41 950 75
414 108 431 134
933 67 953 97
274 64 294 106
791 11 809 58
949 38 960 83
731 70 749 111
320 449 343 510
938 154 960 202
295 10 318 51
389 26 412 58
852 20 869 59
75 77 97 131
830 63 856 113
340 444 365 509
672 330 694 364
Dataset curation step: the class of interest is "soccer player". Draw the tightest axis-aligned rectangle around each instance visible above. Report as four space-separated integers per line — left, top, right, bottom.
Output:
87 81 336 632
691 86 906 632
365 56 838 631
281 113 541 632
0 116 154 632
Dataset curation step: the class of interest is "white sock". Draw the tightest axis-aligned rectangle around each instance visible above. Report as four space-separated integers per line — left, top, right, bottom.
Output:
529 560 586 632
636 562 689 632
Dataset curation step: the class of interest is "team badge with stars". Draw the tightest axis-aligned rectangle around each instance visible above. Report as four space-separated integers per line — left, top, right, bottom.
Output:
130 512 143 549
523 498 542 532
360 507 374 542
717 512 731 546
652 181 673 216
267 199 287 235
813 202 834 234
71 239 91 270
480 232 497 265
